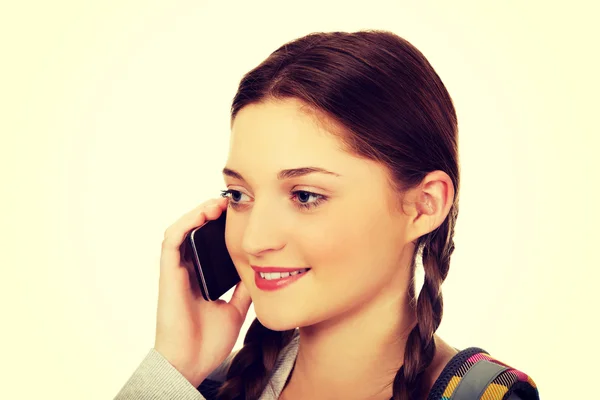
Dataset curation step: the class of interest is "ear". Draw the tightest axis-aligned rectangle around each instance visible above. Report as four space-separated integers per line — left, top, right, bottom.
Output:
405 171 455 243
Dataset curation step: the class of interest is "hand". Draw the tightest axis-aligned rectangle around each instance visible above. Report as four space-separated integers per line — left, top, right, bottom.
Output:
154 197 252 387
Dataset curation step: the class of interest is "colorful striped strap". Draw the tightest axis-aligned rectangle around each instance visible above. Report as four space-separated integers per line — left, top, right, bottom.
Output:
450 359 508 399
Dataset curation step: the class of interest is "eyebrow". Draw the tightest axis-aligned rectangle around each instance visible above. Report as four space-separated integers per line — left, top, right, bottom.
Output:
222 166 341 181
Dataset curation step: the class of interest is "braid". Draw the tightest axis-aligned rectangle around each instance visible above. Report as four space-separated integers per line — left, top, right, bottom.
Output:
392 203 457 400
217 318 295 400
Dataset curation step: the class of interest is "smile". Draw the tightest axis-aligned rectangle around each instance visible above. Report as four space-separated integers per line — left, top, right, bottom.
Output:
258 269 309 280
252 267 311 291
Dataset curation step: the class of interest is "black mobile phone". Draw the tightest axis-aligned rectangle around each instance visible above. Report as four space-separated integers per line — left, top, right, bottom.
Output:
182 210 240 301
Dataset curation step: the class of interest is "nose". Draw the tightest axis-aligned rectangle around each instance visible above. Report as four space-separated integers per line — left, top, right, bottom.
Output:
241 201 286 256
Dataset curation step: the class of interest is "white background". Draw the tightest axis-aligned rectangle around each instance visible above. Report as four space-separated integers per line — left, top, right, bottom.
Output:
2 1 598 399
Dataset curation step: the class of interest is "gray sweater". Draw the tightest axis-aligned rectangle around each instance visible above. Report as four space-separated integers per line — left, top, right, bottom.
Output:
114 331 534 400
114 331 300 400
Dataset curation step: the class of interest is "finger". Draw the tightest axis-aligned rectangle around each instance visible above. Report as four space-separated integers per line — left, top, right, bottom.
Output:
229 281 252 319
168 197 225 236
163 197 228 250
159 198 229 278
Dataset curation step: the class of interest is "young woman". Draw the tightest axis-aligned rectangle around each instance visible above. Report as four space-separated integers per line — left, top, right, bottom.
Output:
116 30 539 400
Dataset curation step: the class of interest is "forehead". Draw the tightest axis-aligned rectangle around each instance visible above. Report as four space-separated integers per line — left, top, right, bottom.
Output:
228 98 351 169
227 98 400 212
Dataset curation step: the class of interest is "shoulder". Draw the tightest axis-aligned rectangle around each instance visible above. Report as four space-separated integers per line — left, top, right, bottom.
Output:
428 347 539 400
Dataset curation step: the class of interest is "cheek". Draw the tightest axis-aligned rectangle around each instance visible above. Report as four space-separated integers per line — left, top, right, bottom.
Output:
305 213 403 285
301 224 355 268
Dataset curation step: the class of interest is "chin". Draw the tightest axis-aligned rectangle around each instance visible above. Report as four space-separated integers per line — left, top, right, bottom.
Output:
253 300 306 331
256 313 298 332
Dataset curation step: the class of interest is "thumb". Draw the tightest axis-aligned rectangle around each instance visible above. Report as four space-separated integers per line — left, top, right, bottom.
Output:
229 281 252 319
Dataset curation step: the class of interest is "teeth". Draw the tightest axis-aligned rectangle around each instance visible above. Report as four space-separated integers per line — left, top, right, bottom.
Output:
259 269 308 280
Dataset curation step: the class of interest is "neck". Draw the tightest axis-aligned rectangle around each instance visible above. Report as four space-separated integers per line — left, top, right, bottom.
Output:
286 278 417 399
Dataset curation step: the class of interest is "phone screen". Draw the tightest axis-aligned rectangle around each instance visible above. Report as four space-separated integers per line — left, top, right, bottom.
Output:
183 211 240 301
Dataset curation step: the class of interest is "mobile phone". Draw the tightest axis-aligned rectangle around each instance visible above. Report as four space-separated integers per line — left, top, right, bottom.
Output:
182 210 240 301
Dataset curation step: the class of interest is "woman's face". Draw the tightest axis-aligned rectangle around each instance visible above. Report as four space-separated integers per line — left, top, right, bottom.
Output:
223 98 414 331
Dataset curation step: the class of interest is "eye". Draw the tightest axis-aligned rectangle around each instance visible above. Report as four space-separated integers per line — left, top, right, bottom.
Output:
220 189 328 211
220 189 251 206
291 190 327 210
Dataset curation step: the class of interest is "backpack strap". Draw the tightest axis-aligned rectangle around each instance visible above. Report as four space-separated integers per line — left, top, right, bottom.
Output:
448 356 539 400
450 359 508 399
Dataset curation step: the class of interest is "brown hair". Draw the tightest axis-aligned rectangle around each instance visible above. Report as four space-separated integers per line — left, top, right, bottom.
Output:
217 30 459 400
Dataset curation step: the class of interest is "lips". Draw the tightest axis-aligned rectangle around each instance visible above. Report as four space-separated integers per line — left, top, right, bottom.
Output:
258 268 309 280
251 266 309 273
251 266 311 291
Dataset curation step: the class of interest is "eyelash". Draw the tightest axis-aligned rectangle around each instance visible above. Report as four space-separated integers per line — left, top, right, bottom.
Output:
220 189 328 210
